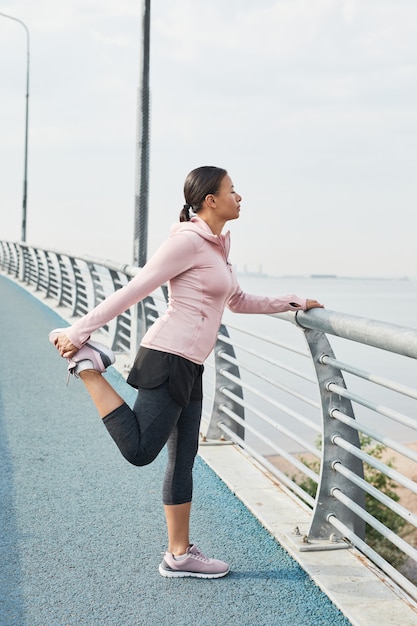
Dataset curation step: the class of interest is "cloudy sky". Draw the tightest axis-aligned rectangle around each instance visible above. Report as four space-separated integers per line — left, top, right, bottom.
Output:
1 0 416 278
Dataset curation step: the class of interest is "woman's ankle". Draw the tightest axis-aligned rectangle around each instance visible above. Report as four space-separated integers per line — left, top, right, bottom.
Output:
168 543 190 557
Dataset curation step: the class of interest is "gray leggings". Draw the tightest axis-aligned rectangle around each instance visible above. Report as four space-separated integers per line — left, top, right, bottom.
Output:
102 381 202 505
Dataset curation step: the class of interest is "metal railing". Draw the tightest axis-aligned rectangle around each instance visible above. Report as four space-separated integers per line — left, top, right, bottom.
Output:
2 240 417 602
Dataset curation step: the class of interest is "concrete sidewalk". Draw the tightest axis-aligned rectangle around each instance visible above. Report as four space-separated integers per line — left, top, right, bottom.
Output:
1 275 353 625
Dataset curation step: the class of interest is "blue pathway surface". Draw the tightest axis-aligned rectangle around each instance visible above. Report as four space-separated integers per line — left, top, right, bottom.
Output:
0 275 351 626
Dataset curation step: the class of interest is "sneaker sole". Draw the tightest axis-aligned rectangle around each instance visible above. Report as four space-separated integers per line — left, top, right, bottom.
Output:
158 564 229 579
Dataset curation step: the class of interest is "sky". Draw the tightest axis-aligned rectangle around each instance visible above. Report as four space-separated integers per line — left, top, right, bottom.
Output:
0 0 416 278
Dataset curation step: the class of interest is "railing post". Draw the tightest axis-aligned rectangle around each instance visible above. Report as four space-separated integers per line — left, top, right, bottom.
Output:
56 254 68 308
20 244 30 283
206 324 245 441
46 251 62 301
301 326 366 542
69 258 88 318
33 248 44 291
16 243 22 279
130 295 156 363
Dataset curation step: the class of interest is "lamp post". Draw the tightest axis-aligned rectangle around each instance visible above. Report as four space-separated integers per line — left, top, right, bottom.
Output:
133 0 151 267
0 12 30 242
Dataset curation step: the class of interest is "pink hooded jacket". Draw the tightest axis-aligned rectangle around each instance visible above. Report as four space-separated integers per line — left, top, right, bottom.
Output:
65 217 306 365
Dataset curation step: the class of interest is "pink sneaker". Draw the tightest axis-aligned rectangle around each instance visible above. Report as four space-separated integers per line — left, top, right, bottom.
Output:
48 328 115 378
67 341 115 377
159 544 229 579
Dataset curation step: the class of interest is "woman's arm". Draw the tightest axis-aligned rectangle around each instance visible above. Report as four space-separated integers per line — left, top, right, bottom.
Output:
58 233 198 352
226 285 323 315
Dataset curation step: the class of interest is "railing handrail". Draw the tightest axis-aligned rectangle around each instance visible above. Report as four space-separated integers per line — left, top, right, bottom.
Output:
283 308 417 358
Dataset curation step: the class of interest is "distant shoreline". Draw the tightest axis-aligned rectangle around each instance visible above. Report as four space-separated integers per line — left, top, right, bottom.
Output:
237 272 413 281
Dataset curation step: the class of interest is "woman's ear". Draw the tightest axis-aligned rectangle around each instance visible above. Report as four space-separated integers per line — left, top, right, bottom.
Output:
205 194 216 208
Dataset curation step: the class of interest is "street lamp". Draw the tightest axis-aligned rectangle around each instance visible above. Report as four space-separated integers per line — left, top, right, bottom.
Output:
0 12 30 242
133 0 151 268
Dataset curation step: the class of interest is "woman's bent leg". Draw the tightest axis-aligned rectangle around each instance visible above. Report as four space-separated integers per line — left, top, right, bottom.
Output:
103 381 184 467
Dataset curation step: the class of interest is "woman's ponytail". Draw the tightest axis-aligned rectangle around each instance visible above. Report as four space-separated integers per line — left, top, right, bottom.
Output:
179 203 193 222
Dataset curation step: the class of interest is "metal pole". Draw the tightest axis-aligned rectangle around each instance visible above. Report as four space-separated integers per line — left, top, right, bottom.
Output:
133 0 151 267
0 12 30 242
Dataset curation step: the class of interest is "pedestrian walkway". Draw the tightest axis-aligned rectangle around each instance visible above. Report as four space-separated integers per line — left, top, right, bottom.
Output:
0 275 353 626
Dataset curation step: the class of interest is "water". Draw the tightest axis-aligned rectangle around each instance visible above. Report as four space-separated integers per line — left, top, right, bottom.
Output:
206 275 417 453
236 274 417 328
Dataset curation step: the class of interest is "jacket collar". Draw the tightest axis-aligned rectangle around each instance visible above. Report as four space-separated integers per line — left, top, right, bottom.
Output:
170 216 231 255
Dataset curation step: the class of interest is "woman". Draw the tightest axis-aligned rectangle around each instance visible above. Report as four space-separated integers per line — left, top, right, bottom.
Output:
49 166 323 579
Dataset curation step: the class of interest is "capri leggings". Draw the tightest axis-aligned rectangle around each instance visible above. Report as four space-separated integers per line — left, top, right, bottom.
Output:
102 380 202 505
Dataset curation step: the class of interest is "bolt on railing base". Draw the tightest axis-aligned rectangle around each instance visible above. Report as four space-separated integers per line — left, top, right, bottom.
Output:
286 527 351 552
199 435 235 446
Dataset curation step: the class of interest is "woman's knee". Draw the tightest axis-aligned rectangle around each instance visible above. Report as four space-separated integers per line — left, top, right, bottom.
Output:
121 447 158 467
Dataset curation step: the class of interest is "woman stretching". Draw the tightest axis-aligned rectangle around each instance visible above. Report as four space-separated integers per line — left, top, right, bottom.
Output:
49 166 323 578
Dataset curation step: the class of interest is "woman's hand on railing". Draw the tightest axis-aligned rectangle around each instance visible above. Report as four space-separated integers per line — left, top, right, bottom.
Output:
305 299 324 310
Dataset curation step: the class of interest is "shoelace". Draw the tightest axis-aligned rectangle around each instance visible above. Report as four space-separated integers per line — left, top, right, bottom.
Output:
163 546 211 563
188 546 210 563
65 364 74 386
65 357 78 385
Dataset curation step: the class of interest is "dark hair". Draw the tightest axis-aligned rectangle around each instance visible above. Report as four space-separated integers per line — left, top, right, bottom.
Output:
179 166 227 222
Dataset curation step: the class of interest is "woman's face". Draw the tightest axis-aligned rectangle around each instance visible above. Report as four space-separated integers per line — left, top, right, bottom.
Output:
211 175 242 222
